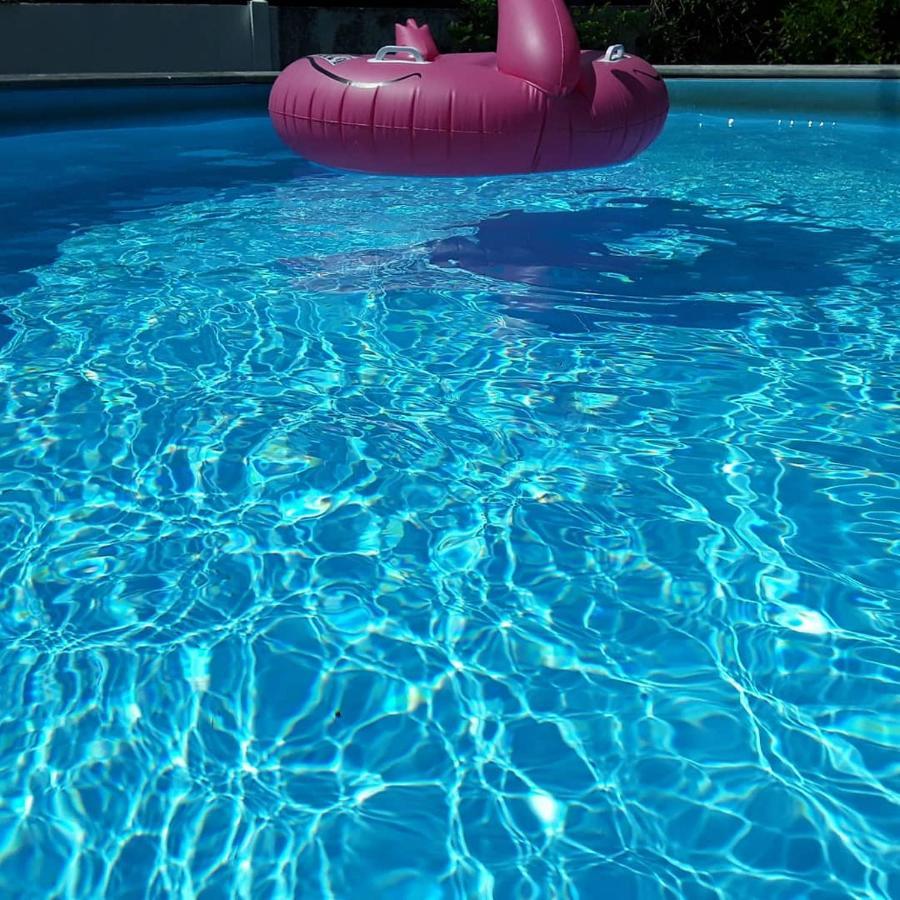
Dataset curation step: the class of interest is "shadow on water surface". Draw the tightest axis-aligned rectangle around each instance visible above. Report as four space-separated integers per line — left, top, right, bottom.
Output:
287 195 897 335
0 308 13 349
426 197 897 333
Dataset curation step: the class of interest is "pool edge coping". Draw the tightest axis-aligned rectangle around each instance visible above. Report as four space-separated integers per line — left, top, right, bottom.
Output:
659 65 900 79
1 65 900 88
0 72 279 88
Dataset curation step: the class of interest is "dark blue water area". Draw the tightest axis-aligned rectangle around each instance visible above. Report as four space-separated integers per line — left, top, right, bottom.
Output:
0 111 324 301
0 96 899 898
0 308 12 348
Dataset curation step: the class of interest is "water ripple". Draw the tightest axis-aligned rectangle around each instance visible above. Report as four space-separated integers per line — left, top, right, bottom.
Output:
0 110 898 897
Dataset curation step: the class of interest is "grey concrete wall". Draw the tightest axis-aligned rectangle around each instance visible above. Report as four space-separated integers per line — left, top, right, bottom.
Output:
0 3 460 75
0 1 277 75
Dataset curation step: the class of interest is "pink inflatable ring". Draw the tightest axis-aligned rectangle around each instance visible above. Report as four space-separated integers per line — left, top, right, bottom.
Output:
269 0 669 176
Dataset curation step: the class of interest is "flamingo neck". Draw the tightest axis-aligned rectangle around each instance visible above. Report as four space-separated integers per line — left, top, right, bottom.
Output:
496 0 581 96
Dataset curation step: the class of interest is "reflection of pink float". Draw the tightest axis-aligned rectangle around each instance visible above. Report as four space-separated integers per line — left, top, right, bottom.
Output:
269 0 669 177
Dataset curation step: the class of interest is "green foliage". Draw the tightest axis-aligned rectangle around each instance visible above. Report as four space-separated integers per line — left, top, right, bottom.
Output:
644 0 785 64
575 5 651 54
448 0 649 55
643 0 900 63
777 0 900 64
448 0 900 64
448 0 498 52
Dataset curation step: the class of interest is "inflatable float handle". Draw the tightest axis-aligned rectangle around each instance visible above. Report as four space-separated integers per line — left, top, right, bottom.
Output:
603 44 627 62
370 45 429 63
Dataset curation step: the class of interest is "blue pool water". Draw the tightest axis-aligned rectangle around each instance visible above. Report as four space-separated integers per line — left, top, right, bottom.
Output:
0 88 899 898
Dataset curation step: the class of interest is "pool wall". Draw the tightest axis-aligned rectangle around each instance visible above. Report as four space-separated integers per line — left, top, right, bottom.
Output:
2 75 897 139
668 78 900 123
0 84 274 137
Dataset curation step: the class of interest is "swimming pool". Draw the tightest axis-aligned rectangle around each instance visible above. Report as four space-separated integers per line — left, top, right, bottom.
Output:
0 82 898 897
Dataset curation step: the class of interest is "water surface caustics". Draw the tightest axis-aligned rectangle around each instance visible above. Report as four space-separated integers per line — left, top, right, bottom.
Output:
0 108 899 898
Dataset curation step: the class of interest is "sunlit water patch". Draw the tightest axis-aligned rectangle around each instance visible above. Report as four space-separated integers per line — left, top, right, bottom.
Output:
0 109 898 897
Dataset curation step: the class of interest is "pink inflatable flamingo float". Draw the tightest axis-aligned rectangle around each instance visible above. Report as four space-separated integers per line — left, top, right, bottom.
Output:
268 0 668 176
